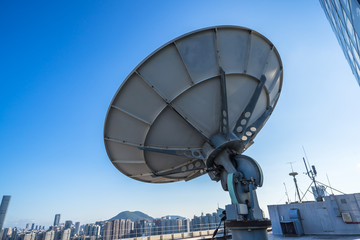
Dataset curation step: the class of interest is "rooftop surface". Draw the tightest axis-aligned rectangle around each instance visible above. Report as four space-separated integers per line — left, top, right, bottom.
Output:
268 234 360 240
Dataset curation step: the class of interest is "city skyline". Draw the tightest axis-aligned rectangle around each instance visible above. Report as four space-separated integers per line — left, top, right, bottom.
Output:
1 0 360 229
1 210 221 236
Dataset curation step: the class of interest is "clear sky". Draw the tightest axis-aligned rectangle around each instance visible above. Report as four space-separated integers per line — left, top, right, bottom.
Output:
1 0 360 229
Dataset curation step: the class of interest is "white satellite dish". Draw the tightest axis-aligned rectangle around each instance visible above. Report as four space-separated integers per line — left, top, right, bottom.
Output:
104 25 283 240
104 26 282 183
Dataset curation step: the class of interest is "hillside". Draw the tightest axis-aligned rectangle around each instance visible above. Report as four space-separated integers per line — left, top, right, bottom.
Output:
108 211 154 222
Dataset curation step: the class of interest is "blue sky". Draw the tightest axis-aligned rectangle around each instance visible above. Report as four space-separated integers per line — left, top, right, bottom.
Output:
1 0 360 228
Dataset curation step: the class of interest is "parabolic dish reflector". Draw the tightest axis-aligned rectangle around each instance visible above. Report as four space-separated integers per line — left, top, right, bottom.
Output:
104 26 283 183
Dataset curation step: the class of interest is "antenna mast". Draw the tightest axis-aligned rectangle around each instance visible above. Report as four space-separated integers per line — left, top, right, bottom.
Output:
289 171 301 202
287 161 301 202
302 156 323 202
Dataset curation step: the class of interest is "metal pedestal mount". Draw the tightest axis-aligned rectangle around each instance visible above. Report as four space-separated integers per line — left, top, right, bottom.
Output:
206 143 271 240
200 72 273 240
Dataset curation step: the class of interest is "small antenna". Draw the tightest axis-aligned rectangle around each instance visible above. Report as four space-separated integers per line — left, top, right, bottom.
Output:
302 145 311 168
302 157 310 178
326 174 334 195
283 182 290 203
287 161 296 172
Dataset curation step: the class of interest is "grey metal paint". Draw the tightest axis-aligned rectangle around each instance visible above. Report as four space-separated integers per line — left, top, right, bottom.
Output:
232 228 268 240
268 193 360 235
104 26 283 183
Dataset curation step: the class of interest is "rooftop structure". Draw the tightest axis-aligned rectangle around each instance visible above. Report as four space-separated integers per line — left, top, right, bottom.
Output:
268 193 360 236
319 0 360 86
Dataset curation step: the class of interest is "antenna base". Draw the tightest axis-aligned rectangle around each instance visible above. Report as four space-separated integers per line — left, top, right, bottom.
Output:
225 220 271 240
212 153 269 239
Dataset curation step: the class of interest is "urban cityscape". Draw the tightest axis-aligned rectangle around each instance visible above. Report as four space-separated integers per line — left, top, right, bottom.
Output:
0 195 223 240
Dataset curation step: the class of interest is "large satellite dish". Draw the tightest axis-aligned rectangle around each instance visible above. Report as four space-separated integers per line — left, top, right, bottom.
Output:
104 25 283 240
104 26 282 183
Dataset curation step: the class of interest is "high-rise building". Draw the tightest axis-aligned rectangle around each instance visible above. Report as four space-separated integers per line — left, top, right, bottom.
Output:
0 196 11 230
152 219 164 236
124 220 133 237
74 222 80 236
83 224 100 237
10 227 18 240
35 231 44 240
22 232 36 240
111 219 119 240
54 230 62 240
95 221 104 237
64 221 72 230
183 219 190 233
119 219 125 238
60 229 71 240
134 220 149 237
319 0 360 86
175 219 182 233
92 225 101 237
191 215 201 231
1 227 12 240
53 214 60 227
43 230 55 240
103 222 112 240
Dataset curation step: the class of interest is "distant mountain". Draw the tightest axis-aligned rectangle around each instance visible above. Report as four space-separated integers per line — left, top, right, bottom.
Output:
161 215 185 220
108 211 154 222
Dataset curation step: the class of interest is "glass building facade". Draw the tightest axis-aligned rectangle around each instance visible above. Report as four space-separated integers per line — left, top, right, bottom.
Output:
319 0 360 86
